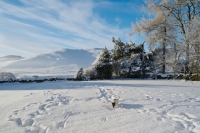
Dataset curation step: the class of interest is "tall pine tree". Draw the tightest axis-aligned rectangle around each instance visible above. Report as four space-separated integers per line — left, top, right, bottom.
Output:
95 47 113 79
111 37 125 77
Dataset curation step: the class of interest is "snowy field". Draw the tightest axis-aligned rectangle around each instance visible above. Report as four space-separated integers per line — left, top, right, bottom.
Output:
0 80 200 133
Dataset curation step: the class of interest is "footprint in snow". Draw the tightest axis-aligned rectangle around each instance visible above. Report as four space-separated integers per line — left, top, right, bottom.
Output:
100 116 108 122
8 92 71 132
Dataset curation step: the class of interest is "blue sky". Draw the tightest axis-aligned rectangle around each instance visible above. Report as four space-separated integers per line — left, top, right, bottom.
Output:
0 0 146 57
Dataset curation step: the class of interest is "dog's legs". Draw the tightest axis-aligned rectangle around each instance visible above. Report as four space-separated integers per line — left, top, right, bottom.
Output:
112 102 115 108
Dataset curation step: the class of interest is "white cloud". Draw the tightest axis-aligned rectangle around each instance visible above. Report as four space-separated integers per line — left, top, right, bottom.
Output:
0 0 133 57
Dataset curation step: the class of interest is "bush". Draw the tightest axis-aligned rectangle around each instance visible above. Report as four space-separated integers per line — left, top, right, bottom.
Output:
190 74 200 81
74 68 86 81
175 74 200 81
84 67 97 80
0 72 16 81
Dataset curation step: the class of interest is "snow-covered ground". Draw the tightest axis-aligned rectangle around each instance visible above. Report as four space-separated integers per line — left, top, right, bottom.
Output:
0 80 200 133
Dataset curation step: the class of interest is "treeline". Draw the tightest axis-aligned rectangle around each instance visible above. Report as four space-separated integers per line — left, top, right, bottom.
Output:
75 38 167 80
0 77 67 84
74 37 200 81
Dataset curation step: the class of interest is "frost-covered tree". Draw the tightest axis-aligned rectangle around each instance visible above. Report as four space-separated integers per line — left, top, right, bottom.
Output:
0 72 16 81
95 47 113 79
161 0 200 60
74 67 85 81
162 0 200 73
111 37 155 78
131 0 200 74
128 43 146 77
84 66 97 80
112 37 145 77
131 0 177 74
166 45 181 75
112 37 125 61
186 16 200 73
111 37 125 76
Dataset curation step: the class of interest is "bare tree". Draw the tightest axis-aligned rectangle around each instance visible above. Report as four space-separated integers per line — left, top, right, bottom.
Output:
131 0 200 74
131 0 176 74
161 0 200 73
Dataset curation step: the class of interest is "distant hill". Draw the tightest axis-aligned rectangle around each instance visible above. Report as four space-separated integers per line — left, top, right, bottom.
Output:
0 55 24 60
1 48 101 76
0 55 24 68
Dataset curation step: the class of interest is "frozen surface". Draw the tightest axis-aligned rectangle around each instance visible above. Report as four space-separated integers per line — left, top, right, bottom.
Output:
0 80 200 133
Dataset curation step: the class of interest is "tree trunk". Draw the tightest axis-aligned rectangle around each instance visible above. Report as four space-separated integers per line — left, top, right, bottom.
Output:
195 42 200 62
162 26 166 74
186 41 190 63
185 4 192 74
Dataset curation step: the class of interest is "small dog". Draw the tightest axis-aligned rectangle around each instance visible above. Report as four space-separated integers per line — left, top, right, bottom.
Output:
111 96 120 108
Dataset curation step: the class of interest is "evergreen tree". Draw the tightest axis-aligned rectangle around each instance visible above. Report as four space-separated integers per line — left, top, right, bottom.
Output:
112 37 125 61
74 67 85 81
110 36 159 79
121 42 146 78
95 47 113 79
111 37 129 77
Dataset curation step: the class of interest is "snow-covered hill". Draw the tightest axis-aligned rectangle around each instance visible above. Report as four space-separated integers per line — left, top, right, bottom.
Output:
0 55 24 68
1 48 101 77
